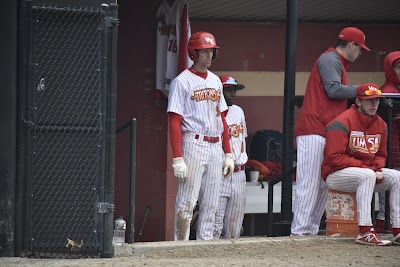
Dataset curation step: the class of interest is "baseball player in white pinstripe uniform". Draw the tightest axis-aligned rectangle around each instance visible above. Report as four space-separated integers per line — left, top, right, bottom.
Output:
214 75 248 239
322 83 400 246
292 27 370 236
167 32 234 241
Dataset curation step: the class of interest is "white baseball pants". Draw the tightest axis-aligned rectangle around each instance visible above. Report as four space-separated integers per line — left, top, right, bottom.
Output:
291 135 328 235
376 192 386 221
326 167 400 228
175 132 224 240
214 170 246 239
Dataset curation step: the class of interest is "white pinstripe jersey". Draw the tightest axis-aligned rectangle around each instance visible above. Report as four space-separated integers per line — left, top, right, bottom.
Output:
167 69 228 136
226 105 248 165
156 0 192 91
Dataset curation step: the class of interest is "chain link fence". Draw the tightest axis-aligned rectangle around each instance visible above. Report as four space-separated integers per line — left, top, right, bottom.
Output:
389 105 400 169
20 3 118 258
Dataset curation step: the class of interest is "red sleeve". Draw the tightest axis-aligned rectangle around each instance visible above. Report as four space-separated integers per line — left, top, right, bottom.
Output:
168 112 183 158
372 124 388 169
324 121 364 169
221 113 231 154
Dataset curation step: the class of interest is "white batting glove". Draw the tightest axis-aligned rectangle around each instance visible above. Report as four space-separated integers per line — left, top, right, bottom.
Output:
172 157 188 181
223 153 234 178
375 171 383 184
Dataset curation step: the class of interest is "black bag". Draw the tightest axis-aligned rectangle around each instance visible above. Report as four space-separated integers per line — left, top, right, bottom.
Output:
248 130 283 163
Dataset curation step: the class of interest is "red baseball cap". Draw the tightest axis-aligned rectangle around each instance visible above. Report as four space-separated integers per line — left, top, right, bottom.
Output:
219 75 245 90
356 83 383 100
338 27 370 52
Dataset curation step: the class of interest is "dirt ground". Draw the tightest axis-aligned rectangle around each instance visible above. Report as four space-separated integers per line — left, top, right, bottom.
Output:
2 236 400 267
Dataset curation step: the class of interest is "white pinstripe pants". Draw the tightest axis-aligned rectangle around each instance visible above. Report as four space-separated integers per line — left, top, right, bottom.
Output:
377 192 386 221
214 170 246 239
291 135 328 235
376 164 400 220
326 167 400 228
174 133 224 240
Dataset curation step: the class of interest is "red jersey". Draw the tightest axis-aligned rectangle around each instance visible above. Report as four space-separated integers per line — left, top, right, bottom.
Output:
321 105 388 179
295 48 352 137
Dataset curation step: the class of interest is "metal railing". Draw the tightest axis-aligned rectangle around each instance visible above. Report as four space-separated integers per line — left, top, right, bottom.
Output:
116 118 137 244
267 166 297 236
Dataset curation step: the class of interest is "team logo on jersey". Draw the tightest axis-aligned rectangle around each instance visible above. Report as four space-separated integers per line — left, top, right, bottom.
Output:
204 36 215 45
157 12 176 36
229 122 244 138
158 12 166 26
349 131 381 153
191 88 221 102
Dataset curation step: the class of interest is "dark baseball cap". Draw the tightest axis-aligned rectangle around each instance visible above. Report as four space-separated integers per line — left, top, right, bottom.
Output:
219 75 245 90
338 27 370 52
356 83 383 100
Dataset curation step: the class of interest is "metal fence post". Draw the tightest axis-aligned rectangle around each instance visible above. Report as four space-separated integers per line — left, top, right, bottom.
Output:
384 101 393 231
97 6 108 257
281 0 298 224
22 0 34 252
129 118 137 243
100 2 119 258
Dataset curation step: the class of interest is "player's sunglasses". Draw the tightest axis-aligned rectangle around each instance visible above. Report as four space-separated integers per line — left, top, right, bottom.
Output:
359 89 382 96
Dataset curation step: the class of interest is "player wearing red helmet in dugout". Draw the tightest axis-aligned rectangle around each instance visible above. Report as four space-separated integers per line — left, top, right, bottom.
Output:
167 32 234 241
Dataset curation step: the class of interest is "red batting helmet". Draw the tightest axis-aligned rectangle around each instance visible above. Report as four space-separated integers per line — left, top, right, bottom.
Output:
188 32 220 61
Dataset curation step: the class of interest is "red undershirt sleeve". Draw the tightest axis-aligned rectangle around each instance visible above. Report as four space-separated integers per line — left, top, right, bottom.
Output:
221 112 231 154
168 112 183 158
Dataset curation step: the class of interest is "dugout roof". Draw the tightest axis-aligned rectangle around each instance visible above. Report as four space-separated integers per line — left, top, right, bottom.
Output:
187 0 400 24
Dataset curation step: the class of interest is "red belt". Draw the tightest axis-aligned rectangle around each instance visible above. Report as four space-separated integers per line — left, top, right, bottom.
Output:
195 134 219 143
234 165 245 172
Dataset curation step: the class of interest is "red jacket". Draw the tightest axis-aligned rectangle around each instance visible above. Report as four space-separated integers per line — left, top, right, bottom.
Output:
381 51 400 92
295 48 349 137
380 51 400 168
321 105 388 179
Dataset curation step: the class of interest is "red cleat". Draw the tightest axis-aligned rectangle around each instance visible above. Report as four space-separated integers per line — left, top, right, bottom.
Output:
356 229 392 246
